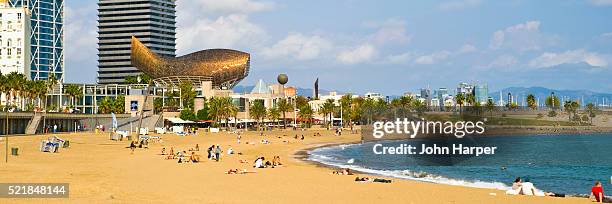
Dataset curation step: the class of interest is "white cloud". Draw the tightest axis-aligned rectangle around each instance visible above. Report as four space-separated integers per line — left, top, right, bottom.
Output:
528 50 608 68
261 33 332 60
365 19 411 45
601 32 612 38
177 14 266 54
489 21 555 51
414 51 451 65
588 0 612 6
439 0 482 11
384 52 415 64
186 0 275 14
337 44 377 64
458 44 477 54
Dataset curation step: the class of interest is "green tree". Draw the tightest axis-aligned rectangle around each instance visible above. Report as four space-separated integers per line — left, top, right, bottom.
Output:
64 84 83 109
320 99 335 129
585 102 598 125
295 96 309 109
6 72 27 109
545 95 560 110
124 76 139 84
485 98 496 117
298 103 314 128
180 108 196 121
179 81 196 108
276 98 293 129
268 106 280 128
114 95 125 114
249 101 267 131
455 93 465 114
98 96 114 114
339 94 353 129
526 94 537 110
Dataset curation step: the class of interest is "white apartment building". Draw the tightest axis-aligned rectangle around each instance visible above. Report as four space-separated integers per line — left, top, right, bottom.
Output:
0 1 30 77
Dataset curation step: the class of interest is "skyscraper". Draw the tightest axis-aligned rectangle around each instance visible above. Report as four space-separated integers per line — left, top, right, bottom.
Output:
9 0 64 81
97 0 176 84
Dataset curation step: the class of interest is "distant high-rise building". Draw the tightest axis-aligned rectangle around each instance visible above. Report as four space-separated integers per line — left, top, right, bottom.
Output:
9 0 64 81
97 0 176 84
474 84 488 104
0 1 31 77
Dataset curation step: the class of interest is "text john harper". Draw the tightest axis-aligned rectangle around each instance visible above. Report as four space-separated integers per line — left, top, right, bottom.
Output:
372 143 497 157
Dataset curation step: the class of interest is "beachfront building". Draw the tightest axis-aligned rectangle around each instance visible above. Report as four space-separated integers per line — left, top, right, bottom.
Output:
9 0 64 81
97 0 177 84
0 1 30 76
0 0 30 106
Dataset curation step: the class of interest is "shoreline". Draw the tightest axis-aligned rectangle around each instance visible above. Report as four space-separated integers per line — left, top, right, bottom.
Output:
0 129 596 203
296 132 612 198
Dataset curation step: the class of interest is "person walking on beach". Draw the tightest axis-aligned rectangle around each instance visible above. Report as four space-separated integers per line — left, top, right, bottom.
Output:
207 145 214 160
237 133 241 144
214 145 222 162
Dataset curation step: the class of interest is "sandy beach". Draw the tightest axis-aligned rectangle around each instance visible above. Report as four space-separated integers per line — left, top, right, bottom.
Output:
0 129 594 203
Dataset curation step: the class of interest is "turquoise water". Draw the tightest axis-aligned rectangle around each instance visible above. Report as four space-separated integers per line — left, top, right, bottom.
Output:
309 134 612 195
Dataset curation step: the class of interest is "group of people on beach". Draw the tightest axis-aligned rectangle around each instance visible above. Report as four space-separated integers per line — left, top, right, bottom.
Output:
506 177 611 202
161 146 202 163
253 156 282 168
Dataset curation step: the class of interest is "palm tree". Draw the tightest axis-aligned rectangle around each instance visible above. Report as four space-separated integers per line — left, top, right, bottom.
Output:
0 74 7 109
399 95 413 117
485 98 495 117
249 101 267 131
466 93 476 112
298 103 314 128
456 93 465 114
64 84 83 111
276 98 293 129
179 81 196 108
321 99 335 129
526 94 537 110
98 96 113 114
6 72 26 109
585 102 598 125
339 94 353 129
268 106 280 129
295 96 309 110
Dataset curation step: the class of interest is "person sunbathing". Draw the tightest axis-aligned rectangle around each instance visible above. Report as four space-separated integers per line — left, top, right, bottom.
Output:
254 157 265 168
190 152 200 163
272 156 282 167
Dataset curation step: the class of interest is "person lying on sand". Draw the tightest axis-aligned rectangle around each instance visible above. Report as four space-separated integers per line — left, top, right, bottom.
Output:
225 169 254 174
354 177 392 183
332 168 353 175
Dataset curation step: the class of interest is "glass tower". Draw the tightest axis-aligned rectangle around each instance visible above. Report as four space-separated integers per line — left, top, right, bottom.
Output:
97 0 176 84
9 0 64 81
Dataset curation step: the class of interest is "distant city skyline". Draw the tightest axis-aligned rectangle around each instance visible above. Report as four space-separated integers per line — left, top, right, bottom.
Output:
65 0 612 94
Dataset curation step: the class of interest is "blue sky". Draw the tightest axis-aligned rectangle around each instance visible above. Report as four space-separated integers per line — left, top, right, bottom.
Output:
65 0 612 95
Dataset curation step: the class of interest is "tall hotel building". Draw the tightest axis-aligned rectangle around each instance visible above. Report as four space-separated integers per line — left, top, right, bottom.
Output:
97 0 176 84
8 0 64 81
0 0 30 76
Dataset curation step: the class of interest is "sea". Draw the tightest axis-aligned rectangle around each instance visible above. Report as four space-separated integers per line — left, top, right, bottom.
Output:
308 134 612 196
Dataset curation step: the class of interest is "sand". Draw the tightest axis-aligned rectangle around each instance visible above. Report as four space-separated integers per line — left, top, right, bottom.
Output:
0 128 593 203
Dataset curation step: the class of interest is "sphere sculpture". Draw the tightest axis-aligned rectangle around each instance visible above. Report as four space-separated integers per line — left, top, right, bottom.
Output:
277 74 288 85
